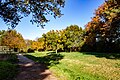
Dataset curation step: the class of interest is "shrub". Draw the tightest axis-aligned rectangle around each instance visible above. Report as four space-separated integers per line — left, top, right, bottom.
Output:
27 48 35 53
38 48 44 52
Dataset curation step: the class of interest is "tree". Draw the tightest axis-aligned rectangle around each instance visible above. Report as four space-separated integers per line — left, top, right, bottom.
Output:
64 25 84 52
0 0 65 28
42 33 47 50
43 30 63 53
54 30 64 53
37 37 45 51
39 25 84 52
83 16 103 52
30 40 44 51
0 30 6 46
1 30 26 52
83 0 120 52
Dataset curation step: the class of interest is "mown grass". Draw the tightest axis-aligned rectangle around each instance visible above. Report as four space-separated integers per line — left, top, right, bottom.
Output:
26 52 120 80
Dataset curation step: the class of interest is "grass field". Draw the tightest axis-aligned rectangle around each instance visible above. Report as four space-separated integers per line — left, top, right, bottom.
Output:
26 52 120 80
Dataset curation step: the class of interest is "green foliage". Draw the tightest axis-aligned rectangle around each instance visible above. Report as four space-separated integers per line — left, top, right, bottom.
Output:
39 25 84 52
0 61 18 80
64 25 85 52
0 0 65 28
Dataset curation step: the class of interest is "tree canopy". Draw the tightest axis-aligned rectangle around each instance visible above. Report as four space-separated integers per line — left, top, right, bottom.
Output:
83 0 120 52
0 0 65 28
36 25 84 52
0 30 26 52
1 0 120 53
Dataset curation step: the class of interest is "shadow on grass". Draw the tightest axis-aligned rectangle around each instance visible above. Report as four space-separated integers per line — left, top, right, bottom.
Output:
25 52 64 68
0 54 19 80
0 54 19 63
82 52 120 59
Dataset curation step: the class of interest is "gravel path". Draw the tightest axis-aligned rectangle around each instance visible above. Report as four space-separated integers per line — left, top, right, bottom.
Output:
15 54 57 80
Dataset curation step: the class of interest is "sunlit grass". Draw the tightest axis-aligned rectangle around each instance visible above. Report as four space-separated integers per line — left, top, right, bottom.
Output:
26 52 120 80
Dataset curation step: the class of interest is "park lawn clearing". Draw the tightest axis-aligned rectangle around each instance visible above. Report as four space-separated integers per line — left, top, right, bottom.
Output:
26 52 120 80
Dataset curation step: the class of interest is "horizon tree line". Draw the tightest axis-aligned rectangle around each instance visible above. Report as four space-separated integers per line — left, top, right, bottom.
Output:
0 0 120 53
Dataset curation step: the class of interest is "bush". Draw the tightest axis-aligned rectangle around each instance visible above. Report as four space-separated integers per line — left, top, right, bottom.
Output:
0 61 18 80
38 48 44 52
27 48 35 53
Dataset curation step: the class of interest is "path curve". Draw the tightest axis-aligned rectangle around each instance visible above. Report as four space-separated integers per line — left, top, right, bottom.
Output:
15 54 57 80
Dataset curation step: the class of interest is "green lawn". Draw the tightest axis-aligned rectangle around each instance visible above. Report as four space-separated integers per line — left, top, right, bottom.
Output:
26 52 120 80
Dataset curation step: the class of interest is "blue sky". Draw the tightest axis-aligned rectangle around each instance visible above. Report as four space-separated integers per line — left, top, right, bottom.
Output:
0 0 105 40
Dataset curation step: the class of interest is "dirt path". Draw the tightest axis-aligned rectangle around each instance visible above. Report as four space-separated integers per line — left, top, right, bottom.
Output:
15 54 57 80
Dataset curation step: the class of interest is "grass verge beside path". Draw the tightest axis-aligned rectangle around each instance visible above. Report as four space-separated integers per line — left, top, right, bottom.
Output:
26 52 120 80
0 54 18 80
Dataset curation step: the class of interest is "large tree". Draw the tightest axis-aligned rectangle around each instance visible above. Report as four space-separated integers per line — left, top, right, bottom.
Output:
64 25 84 52
1 30 26 52
40 25 84 52
43 30 63 53
0 30 6 45
37 37 45 51
84 0 120 52
0 0 65 28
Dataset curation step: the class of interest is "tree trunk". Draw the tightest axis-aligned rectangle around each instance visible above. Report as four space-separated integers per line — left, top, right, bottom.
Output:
70 48 71 52
56 49 57 53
